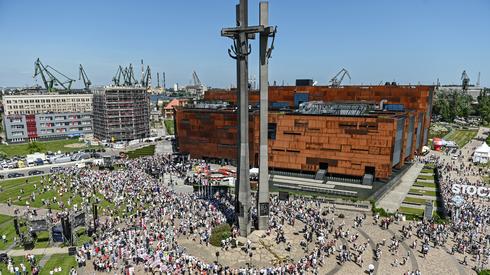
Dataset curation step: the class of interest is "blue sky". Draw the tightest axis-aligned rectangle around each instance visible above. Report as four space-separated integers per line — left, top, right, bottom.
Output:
0 0 489 88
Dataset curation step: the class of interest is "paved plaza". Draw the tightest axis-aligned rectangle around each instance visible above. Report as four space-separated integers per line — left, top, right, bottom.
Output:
0 129 489 274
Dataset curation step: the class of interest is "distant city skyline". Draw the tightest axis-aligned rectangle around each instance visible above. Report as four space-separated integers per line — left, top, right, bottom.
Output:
0 0 489 88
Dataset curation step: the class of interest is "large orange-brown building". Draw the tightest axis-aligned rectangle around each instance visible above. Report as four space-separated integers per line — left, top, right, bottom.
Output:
175 84 434 181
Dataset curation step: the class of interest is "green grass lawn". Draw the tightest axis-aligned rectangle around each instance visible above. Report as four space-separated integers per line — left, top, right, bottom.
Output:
420 169 434 174
0 139 99 158
443 129 478 147
40 254 77 275
126 145 155 159
74 228 92 246
0 255 39 274
414 181 436 188
408 188 424 195
0 174 119 214
409 188 437 197
417 174 434 180
0 215 15 250
399 206 424 216
0 214 13 225
403 196 427 205
164 119 175 135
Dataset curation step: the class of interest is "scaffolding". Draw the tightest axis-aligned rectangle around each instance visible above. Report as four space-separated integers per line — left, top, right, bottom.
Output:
93 86 150 141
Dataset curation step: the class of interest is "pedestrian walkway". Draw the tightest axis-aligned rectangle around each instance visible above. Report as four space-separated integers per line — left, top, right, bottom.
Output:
0 203 57 217
38 254 52 268
377 163 424 213
5 247 68 257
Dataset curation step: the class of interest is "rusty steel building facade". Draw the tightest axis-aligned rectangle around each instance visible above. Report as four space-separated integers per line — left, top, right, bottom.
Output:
93 86 150 141
175 85 434 180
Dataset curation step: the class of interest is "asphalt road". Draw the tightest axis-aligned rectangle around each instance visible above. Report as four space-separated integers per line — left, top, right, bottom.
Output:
0 158 92 179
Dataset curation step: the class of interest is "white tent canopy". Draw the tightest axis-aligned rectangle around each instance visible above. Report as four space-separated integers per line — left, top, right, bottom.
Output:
473 142 490 164
250 168 259 175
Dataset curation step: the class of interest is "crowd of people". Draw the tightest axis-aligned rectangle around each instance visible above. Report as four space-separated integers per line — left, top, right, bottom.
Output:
417 132 490 272
0 132 489 274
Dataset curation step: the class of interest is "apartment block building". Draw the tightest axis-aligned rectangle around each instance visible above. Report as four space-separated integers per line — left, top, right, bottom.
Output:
2 92 93 143
3 93 92 115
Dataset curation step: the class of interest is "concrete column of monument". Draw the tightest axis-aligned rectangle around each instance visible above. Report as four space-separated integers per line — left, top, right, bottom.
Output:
237 0 252 236
222 0 275 236
257 1 270 230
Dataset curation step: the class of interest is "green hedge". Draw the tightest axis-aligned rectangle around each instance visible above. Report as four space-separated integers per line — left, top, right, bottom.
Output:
209 223 231 247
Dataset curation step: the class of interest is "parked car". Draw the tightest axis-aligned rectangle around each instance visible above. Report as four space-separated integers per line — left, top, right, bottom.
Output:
7 172 24 178
54 156 72 163
28 170 44 176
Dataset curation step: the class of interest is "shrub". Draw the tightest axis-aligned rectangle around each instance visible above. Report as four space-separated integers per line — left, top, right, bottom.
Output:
404 213 421 221
432 212 449 224
371 201 390 217
209 223 232 247
338 213 345 219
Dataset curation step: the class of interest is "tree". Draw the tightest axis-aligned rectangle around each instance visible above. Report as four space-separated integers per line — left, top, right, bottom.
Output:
478 92 490 124
433 90 474 122
27 141 45 154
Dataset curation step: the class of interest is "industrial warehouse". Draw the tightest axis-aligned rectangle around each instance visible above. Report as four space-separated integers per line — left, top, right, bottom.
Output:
175 83 435 189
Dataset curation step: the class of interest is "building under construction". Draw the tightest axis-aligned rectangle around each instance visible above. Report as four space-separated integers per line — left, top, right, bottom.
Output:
92 86 150 141
175 83 435 182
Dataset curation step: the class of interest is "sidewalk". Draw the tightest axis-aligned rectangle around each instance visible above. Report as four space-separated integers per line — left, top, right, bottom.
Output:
0 203 58 217
376 162 424 212
4 247 68 256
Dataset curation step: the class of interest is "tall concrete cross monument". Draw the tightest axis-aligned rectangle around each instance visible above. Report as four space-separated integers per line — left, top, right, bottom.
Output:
222 0 276 236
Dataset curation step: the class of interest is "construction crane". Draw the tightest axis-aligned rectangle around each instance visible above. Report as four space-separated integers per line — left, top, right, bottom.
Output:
461 70 470 90
45 65 75 90
33 58 75 92
112 66 123 86
125 64 138 86
141 66 152 88
329 68 351 87
79 64 91 90
34 58 52 91
112 64 139 86
192 71 201 86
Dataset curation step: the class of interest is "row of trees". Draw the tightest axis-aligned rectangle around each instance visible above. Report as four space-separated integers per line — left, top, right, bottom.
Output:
432 89 490 124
